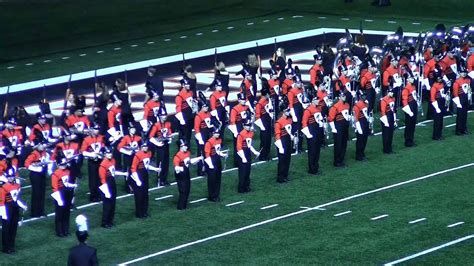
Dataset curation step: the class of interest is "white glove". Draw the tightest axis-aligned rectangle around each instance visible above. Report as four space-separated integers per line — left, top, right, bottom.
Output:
350 90 356 97
204 157 214 169
274 139 284 154
130 172 142 187
99 183 111 199
355 121 363 134
237 150 247 163
174 166 184 173
431 101 441 114
301 127 313 139
119 147 133 156
380 115 389 127
195 132 204 145
290 108 298 122
210 109 218 118
228 124 238 138
423 78 431 90
51 191 64 207
17 200 27 211
411 91 418 102
402 105 414 117
254 118 265 131
0 206 7 220
452 97 462 108
329 121 337 133
175 112 186 125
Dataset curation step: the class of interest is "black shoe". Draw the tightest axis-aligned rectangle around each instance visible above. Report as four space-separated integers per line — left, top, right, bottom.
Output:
463 130 470 135
456 132 463 136
159 181 171 187
56 233 65 238
334 162 346 168
101 224 111 229
277 179 286 183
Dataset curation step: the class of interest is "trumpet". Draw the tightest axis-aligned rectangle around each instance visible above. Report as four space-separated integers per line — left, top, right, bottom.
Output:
368 111 374 134
444 90 451 112
468 86 472 106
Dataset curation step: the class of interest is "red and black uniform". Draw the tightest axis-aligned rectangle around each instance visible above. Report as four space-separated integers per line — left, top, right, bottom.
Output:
194 111 213 176
210 89 228 138
1 128 23 153
65 114 90 138
143 99 161 124
149 121 172 185
402 83 418 147
1 181 21 253
423 58 438 85
353 100 370 160
383 65 402 111
229 103 249 166
130 150 152 217
380 95 396 153
173 150 192 210
360 70 377 112
328 100 350 166
255 97 273 160
430 81 446 140
51 168 73 237
175 89 195 145
335 74 352 99
268 77 281 118
117 134 142 191
80 135 105 202
99 158 117 226
29 123 51 145
453 76 470 135
288 86 304 152
309 63 324 88
274 116 293 182
281 78 293 96
240 79 254 104
236 129 254 192
302 105 323 174
107 105 123 133
25 149 47 217
204 137 223 201
440 55 457 83
53 141 80 181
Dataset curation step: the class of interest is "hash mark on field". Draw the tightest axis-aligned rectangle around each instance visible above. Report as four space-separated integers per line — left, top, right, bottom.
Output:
155 195 173 201
97 50 104 54
341 18 350 21
388 21 397 24
445 123 456 128
261 204 278 210
164 39 171 42
226 26 234 30
211 29 219 33
334 211 352 217
263 19 270 23
190 198 207 204
62 56 70 59
292 15 303 18
114 47 121 50
131 44 138 47
318 16 327 19
25 63 33 66
196 32 203 36
412 22 421 25
365 19 374 22
43 60 51 63
447 222 464 228
180 36 187 39
147 41 155 44
247 22 254 26
226 201 244 207
300 206 324 210
277 17 284 20
7 66 15 69
79 54 87 57
371 214 389 221
408 218 426 224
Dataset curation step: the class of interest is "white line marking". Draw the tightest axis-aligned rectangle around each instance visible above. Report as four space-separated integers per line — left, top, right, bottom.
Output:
447 222 464 228
62 56 70 60
190 198 207 204
412 22 421 25
408 218 426 224
384 234 474 265
7 66 15 69
365 19 374 22
114 47 122 50
154 195 173 201
334 211 352 217
226 201 244 207
118 162 474 265
43 60 51 63
388 21 397 24
260 204 278 210
318 16 327 19
180 36 187 39
300 206 310 209
263 19 270 23
247 22 254 26
79 54 86 57
292 15 303 18
341 18 350 21
164 39 171 42
371 214 389 221
97 50 104 54
147 41 155 44
226 26 234 30
445 123 456 128
277 17 284 20
25 63 33 66
131 44 138 47
211 29 219 33
196 32 203 36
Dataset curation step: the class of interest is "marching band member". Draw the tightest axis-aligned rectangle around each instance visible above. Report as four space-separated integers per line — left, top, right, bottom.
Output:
255 85 273 161
145 67 164 99
380 88 396 153
98 147 117 228
353 91 370 160
288 77 304 152
431 75 447 140
29 113 54 146
149 108 173 187
452 66 471 135
51 157 77 237
111 78 134 135
65 108 91 142
268 68 281 119
383 55 403 112
281 67 295 96
1 118 24 157
209 79 228 139
25 143 49 217
194 95 213 176
275 100 295 182
328 93 350 167
129 142 161 217
117 125 142 192
107 98 124 168
213 62 230 100
80 125 105 202
301 96 323 174
401 74 419 147
229 93 250 167
143 91 162 125
53 134 80 182
309 54 325 89
1 167 27 253
173 139 201 209
360 61 379 113
236 120 260 192
204 128 227 202
175 78 195 145
240 69 255 105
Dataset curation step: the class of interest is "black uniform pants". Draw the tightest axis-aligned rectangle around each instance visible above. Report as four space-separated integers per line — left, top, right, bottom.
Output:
382 124 394 153
238 153 251 193
101 181 116 226
206 158 222 200
54 190 71 236
404 103 418 147
87 160 101 202
2 203 19 252
155 145 170 184
456 99 468 134
122 153 133 192
175 169 191 210
132 169 149 217
356 119 369 160
259 128 272 161
307 134 321 174
195 142 206 176
30 170 46 217
277 137 292 182
179 110 193 145
431 103 445 140
333 121 349 166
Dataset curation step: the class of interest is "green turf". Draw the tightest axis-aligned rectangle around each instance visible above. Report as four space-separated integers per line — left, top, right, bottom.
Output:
0 111 472 264
1 0 473 86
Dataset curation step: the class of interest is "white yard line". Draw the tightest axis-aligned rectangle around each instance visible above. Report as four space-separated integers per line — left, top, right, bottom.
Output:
190 198 207 204
334 211 352 217
371 214 389 221
445 123 456 128
383 234 474 265
226 201 244 207
155 195 173 201
119 162 474 265
408 218 426 224
260 204 278 210
447 222 464 228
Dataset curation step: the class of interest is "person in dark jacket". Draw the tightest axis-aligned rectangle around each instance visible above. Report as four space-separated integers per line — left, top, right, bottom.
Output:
68 214 98 266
